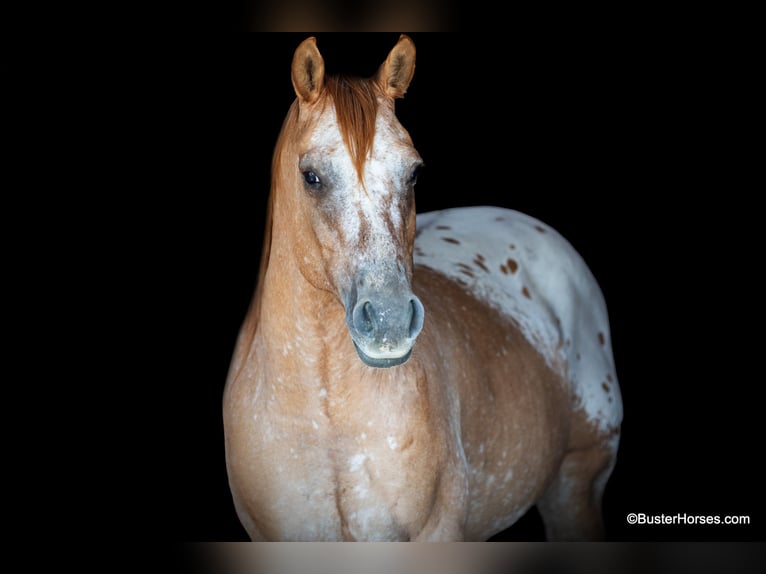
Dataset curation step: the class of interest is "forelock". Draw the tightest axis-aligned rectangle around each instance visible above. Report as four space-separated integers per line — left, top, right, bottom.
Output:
321 75 379 180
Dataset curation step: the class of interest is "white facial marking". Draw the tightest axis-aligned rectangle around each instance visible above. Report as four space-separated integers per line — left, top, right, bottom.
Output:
305 101 418 276
387 435 398 450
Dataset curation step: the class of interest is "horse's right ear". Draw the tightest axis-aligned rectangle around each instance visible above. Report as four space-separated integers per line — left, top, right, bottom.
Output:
292 37 325 103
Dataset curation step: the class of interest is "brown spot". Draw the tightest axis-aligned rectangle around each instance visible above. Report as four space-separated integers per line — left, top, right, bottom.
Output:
534 225 546 233
456 278 468 287
475 253 485 261
565 338 571 347
455 263 475 278
495 216 505 221
442 237 460 244
415 248 425 257
500 264 509 274
601 382 610 393
606 374 613 382
474 257 490 273
598 332 606 345
509 244 516 250
522 286 531 299
506 258 518 273
608 397 613 403
436 225 451 230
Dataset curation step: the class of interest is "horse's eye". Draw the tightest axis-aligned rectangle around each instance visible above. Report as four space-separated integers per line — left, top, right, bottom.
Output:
303 170 321 186
409 165 422 185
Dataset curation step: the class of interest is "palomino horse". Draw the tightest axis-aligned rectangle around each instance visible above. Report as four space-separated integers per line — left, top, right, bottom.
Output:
223 35 623 541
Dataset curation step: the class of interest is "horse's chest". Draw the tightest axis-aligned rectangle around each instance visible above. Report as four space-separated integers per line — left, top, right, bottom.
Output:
333 446 418 540
259 431 432 540
249 390 440 541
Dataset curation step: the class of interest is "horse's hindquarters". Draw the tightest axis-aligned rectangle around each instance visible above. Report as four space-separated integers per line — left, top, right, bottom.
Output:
410 266 570 540
411 208 624 540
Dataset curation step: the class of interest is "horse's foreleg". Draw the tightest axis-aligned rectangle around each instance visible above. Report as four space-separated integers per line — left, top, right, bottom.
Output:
536 434 618 541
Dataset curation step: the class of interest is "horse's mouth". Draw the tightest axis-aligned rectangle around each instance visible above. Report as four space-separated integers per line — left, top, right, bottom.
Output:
352 342 413 369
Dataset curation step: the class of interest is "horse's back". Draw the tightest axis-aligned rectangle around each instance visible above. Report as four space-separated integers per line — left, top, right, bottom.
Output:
414 206 623 437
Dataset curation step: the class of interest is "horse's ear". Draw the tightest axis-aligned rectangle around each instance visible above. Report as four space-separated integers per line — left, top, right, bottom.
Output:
376 34 416 99
291 37 325 103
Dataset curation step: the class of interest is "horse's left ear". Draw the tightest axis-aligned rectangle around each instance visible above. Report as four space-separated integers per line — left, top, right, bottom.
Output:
376 34 416 99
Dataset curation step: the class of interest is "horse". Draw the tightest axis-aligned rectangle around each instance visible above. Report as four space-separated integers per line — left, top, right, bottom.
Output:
223 35 623 541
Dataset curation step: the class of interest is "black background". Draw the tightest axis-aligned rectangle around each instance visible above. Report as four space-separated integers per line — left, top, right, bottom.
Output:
163 33 762 542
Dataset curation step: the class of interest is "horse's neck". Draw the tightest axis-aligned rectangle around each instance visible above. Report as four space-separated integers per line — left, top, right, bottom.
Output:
252 228 424 407
256 235 346 372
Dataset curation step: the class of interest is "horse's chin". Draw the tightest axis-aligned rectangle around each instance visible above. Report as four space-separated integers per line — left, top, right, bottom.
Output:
353 342 413 369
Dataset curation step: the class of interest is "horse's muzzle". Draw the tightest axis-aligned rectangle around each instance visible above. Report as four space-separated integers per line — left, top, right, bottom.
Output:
345 285 424 369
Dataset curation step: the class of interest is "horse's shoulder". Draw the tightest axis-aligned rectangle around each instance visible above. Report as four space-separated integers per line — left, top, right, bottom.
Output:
414 206 622 433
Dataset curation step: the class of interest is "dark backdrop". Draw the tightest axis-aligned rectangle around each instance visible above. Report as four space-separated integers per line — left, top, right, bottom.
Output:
163 33 761 541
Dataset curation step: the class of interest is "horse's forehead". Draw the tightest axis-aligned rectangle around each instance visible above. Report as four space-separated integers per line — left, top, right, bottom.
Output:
373 104 413 146
297 102 415 260
303 102 414 158
305 105 343 149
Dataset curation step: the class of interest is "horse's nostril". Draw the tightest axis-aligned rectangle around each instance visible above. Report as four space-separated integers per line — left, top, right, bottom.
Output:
408 296 425 339
362 302 374 333
352 295 423 343
353 300 375 335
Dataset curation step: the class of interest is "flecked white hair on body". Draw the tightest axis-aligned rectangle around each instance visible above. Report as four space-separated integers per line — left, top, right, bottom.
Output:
414 206 623 434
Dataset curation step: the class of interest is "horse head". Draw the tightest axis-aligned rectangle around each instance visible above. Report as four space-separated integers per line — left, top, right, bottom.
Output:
272 35 424 368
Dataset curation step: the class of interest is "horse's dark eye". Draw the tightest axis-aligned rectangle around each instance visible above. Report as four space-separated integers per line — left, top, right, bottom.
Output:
303 170 321 186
